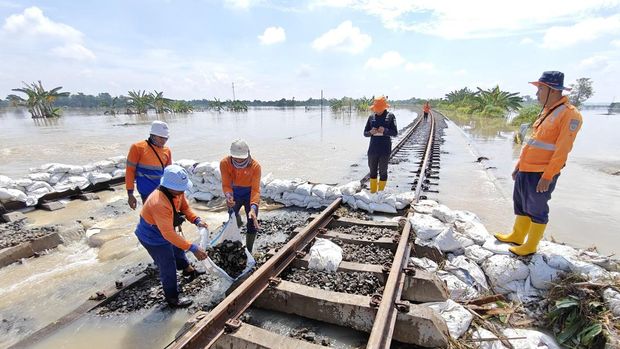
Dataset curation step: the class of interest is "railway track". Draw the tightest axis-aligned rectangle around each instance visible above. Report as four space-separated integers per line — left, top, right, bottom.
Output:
168 111 448 348
10 110 448 349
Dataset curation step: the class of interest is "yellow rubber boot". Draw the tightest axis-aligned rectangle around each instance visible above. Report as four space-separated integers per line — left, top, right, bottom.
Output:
494 215 531 245
378 180 387 191
369 178 378 193
510 222 546 256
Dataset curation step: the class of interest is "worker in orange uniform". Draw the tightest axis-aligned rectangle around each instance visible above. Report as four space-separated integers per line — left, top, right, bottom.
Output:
135 165 209 308
423 101 431 121
364 96 398 193
126 121 172 209
220 139 262 252
495 71 582 256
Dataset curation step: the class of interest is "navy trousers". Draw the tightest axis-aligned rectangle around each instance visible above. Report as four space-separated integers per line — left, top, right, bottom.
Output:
232 191 259 235
138 239 189 300
513 171 559 224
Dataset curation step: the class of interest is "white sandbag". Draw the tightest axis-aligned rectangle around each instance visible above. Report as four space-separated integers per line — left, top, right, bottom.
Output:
26 181 54 192
47 163 72 173
0 188 27 202
471 328 505 349
432 204 457 223
295 183 314 196
175 159 196 171
369 202 397 214
14 178 33 187
409 257 438 272
425 299 473 339
311 184 330 199
94 160 115 169
25 195 38 206
454 219 491 245
0 175 15 188
191 191 214 202
67 165 85 175
500 328 560 349
482 238 513 255
324 185 341 199
528 254 562 290
453 210 479 223
437 271 480 300
266 179 296 195
434 228 474 253
483 255 530 290
342 195 357 209
111 169 126 178
260 172 274 187
578 250 620 272
355 199 371 212
338 181 361 196
603 288 620 317
306 200 323 209
394 191 416 209
353 190 373 204
27 172 51 182
308 238 343 272
83 164 96 172
27 187 52 198
567 258 609 281
464 245 494 264
115 162 126 169
89 172 112 184
282 192 307 203
108 155 126 164
58 176 91 190
410 214 446 240
49 172 65 185
375 192 397 207
445 255 489 291
412 199 438 214
201 215 256 283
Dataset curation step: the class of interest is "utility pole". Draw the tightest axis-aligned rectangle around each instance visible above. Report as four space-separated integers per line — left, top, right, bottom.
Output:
232 82 236 101
320 89 323 120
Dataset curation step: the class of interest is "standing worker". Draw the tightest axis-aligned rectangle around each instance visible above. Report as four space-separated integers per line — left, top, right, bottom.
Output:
364 96 398 193
423 101 431 121
126 121 173 209
135 165 209 308
495 71 583 256
220 139 262 252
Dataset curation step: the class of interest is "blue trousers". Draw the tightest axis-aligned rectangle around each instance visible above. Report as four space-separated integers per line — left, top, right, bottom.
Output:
138 239 189 300
232 193 259 235
513 171 559 224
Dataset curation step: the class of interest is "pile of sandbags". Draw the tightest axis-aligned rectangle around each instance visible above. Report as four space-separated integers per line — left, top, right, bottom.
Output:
0 156 127 206
410 200 620 302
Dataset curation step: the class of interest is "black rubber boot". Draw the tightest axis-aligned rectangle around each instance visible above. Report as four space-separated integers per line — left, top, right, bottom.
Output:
245 233 256 253
166 297 193 308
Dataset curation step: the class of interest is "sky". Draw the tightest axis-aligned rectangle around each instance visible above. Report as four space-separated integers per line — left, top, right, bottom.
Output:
0 0 619 102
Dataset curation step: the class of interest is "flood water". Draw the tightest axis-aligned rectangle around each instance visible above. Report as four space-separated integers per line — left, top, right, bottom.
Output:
1 106 618 348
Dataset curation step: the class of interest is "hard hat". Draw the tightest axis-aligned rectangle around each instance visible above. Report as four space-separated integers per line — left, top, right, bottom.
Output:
150 121 169 138
230 139 250 158
160 165 192 192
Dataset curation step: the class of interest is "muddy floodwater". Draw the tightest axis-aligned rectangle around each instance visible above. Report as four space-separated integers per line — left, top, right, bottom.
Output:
0 106 618 348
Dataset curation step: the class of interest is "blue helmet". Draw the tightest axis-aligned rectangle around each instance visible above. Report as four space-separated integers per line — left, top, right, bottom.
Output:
160 165 193 192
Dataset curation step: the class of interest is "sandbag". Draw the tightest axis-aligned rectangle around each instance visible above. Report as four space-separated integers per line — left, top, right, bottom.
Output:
294 183 314 196
500 328 560 349
528 254 562 290
14 178 33 187
434 227 474 253
445 255 489 292
0 188 27 202
67 165 85 175
308 238 343 272
603 288 620 317
426 299 473 339
369 202 397 214
454 219 490 245
190 192 214 202
432 204 457 223
437 271 480 300
482 255 530 291
471 328 505 349
108 155 126 164
464 245 494 264
89 172 112 184
111 169 126 178
200 216 256 283
412 199 438 214
311 184 330 199
0 175 15 188
47 163 72 173
27 181 54 192
27 172 51 182
338 181 361 196
410 214 446 240
409 257 438 272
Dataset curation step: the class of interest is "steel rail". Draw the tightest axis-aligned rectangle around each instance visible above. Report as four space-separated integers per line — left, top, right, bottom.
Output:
366 112 436 348
168 198 342 349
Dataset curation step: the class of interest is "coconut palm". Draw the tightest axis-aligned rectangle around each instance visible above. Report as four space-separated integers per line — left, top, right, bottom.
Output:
127 90 152 114
151 90 172 114
11 81 69 118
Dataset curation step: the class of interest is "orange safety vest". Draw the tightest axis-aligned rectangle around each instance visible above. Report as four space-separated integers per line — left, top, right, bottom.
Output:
423 104 431 113
518 96 582 180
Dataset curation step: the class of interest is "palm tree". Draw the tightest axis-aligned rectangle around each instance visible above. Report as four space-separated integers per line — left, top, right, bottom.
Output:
127 90 152 114
151 90 172 114
472 86 523 114
170 100 193 113
11 81 69 118
226 100 248 112
208 98 225 112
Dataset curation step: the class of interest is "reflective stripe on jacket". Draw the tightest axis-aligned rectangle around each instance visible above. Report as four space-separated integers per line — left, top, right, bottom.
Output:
518 96 582 180
125 140 172 196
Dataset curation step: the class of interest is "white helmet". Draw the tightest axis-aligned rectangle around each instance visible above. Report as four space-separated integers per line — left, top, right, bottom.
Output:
230 139 250 158
150 121 169 138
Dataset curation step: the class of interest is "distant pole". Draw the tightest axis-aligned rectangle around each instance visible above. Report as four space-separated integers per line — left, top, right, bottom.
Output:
232 82 236 101
320 89 323 120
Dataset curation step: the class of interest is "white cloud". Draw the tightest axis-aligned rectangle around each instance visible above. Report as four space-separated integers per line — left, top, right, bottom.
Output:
311 0 620 39
365 51 405 70
580 55 610 70
2 6 95 60
258 26 286 45
297 64 312 77
312 21 371 54
520 37 534 45
223 0 261 9
405 62 434 72
612 39 620 47
542 14 620 49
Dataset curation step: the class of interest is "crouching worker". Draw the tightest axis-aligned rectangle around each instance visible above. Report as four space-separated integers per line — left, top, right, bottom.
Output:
135 165 209 308
220 139 261 253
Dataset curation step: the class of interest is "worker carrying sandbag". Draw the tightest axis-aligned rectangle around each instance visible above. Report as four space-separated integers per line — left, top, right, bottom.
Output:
134 165 209 308
220 139 262 253
495 71 583 256
363 96 398 193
